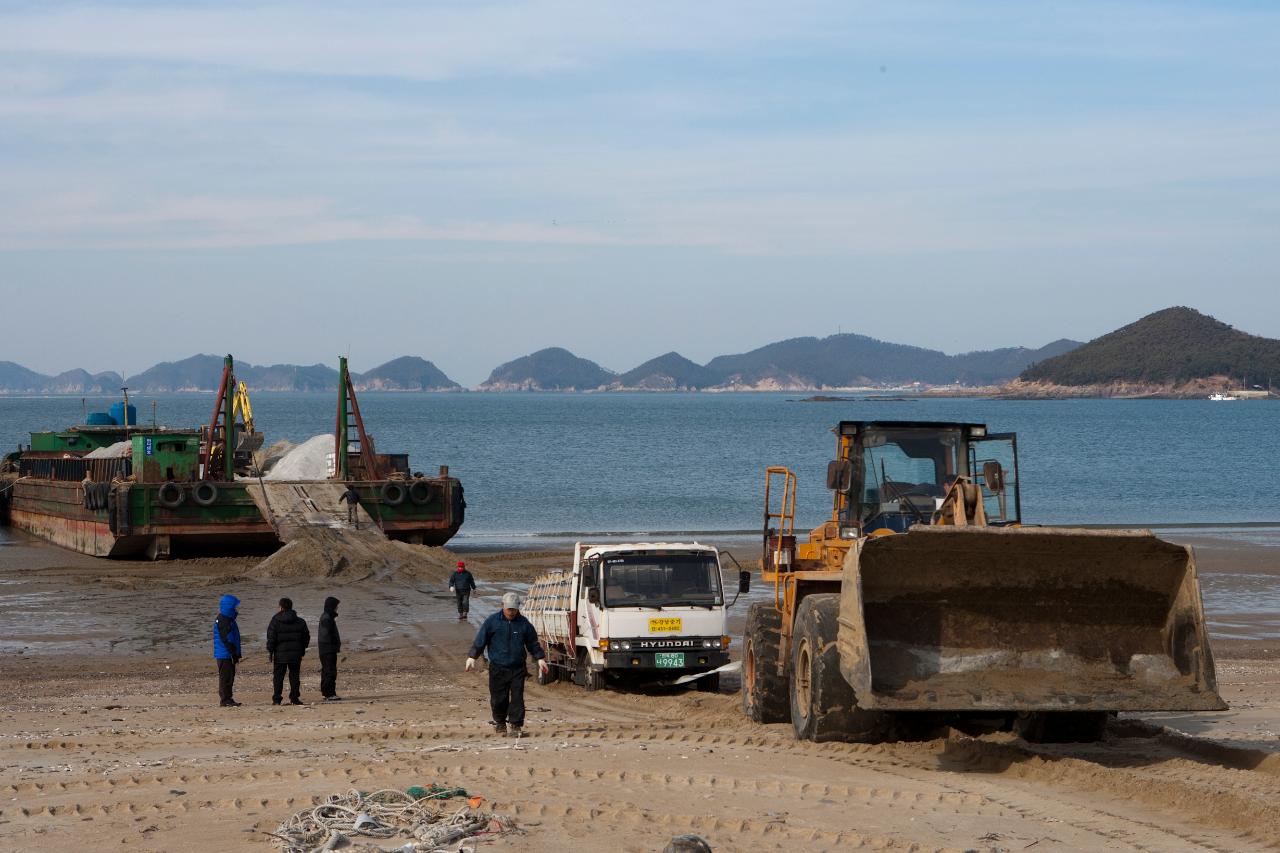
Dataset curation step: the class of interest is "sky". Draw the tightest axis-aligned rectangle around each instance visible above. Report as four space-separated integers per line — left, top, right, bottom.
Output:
1 1 1278 386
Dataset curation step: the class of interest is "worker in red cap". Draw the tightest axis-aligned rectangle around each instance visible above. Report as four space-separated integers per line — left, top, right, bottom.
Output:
448 560 477 621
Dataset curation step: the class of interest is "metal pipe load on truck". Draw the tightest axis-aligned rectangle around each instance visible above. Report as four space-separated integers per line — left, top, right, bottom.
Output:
742 420 1223 744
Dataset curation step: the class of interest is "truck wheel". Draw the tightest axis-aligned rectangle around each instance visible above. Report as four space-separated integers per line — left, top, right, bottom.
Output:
1015 711 1109 744
789 594 890 743
742 603 790 723
573 650 602 691
695 673 721 693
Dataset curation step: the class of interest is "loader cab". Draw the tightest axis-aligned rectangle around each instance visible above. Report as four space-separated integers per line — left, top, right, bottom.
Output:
831 421 1021 535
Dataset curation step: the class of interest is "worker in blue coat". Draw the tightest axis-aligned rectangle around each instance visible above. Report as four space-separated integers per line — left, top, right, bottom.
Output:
213 594 243 707
449 561 477 620
466 592 548 738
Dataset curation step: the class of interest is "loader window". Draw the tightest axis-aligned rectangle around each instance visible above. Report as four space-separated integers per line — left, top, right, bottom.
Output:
969 434 1020 524
602 554 723 608
860 429 960 532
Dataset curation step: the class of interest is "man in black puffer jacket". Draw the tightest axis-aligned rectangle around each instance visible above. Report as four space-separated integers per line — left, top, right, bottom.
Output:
317 596 342 701
266 597 310 705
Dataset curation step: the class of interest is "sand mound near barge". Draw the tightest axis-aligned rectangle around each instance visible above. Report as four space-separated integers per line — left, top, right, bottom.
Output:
247 530 477 582
262 434 333 480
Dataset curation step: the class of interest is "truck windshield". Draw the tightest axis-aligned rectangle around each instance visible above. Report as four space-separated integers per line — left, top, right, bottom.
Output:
601 554 723 608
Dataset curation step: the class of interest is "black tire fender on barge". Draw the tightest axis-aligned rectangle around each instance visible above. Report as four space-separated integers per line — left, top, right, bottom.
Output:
741 602 790 723
380 482 406 506
157 481 185 509
191 481 218 506
408 480 433 505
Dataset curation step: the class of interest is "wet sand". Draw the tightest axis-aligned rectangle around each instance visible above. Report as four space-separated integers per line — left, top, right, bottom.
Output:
2 529 1280 851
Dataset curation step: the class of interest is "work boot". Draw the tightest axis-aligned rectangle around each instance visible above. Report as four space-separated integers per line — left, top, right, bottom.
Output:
492 721 507 736
272 699 282 706
324 695 342 701
509 725 524 739
290 699 304 706
220 700 242 707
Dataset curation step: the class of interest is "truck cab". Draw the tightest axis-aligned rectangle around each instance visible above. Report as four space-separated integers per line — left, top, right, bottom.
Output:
527 542 734 691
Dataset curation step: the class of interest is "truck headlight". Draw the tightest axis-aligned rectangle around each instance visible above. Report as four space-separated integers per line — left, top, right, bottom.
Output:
620 641 631 650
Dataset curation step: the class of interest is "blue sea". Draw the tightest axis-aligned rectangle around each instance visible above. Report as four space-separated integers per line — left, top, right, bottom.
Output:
2 392 1279 542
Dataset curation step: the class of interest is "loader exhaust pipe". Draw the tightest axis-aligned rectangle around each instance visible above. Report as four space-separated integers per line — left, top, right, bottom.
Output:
836 527 1225 713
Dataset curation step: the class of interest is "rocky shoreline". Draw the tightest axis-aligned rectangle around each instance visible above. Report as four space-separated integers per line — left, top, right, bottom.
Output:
998 377 1276 400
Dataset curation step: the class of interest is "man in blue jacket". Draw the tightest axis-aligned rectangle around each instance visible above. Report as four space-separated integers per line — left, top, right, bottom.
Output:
466 592 548 737
213 594 242 707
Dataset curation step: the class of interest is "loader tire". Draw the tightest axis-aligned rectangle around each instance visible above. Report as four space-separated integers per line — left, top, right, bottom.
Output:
789 594 890 743
1015 711 1109 744
742 603 790 724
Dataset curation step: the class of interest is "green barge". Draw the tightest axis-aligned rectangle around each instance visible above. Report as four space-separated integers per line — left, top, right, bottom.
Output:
0 356 464 559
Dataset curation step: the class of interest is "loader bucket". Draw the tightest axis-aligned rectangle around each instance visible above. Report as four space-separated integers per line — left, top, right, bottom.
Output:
835 526 1225 712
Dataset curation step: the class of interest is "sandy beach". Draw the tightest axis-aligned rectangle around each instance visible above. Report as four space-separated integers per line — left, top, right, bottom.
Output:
2 529 1280 852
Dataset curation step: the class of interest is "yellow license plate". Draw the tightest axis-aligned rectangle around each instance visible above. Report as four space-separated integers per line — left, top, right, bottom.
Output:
648 617 682 633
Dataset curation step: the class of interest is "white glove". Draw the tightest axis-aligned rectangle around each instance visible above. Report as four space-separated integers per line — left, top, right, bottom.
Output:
465 657 476 672
537 660 549 676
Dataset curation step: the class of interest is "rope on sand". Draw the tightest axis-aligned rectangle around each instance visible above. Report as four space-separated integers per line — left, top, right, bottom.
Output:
269 787 520 852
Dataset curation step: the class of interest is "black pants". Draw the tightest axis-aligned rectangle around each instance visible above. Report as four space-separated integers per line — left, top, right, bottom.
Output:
488 663 528 727
272 659 302 703
346 503 359 527
455 589 470 616
217 658 236 703
320 651 338 698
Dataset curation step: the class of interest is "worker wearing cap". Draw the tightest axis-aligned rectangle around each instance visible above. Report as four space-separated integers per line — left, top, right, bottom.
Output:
465 592 548 738
448 561 477 621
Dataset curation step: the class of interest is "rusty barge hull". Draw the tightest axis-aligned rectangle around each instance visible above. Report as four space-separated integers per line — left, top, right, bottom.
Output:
1 476 463 559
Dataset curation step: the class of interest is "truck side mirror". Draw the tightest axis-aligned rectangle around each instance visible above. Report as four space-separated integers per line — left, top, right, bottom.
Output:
738 570 750 594
826 459 853 491
587 587 600 605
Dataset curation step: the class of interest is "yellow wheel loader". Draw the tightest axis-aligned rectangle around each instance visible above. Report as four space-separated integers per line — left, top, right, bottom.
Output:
741 421 1223 743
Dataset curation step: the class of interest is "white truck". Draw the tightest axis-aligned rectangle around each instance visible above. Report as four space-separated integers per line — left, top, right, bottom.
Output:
523 541 748 692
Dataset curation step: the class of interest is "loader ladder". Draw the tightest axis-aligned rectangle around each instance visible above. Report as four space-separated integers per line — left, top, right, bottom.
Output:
763 466 797 614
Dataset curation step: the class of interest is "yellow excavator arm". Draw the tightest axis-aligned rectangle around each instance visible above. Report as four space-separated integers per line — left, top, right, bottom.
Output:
232 381 254 434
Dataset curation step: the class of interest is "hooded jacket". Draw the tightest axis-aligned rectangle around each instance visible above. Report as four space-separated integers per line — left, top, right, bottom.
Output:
213 594 242 661
318 596 341 655
266 608 310 663
449 568 476 593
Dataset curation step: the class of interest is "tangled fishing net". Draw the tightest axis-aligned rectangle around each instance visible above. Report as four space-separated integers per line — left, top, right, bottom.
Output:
269 786 521 852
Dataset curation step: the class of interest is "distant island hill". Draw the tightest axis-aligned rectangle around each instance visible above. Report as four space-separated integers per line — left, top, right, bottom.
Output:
1 308 1275 398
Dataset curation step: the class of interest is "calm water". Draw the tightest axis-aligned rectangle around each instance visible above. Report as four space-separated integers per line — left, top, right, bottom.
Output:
3 393 1279 539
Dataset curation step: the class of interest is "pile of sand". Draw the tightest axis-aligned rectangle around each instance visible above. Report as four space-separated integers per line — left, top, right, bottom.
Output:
84 440 132 459
255 438 295 475
262 434 333 480
247 530 481 583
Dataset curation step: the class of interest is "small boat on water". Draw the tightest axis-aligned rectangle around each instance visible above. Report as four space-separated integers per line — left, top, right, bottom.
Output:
0 355 464 559
1208 392 1239 401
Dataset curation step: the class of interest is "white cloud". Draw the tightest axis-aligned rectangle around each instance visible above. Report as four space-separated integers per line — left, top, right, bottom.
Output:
0 1 1276 258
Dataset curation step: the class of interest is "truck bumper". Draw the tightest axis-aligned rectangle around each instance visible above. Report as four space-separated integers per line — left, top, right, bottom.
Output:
603 650 730 671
